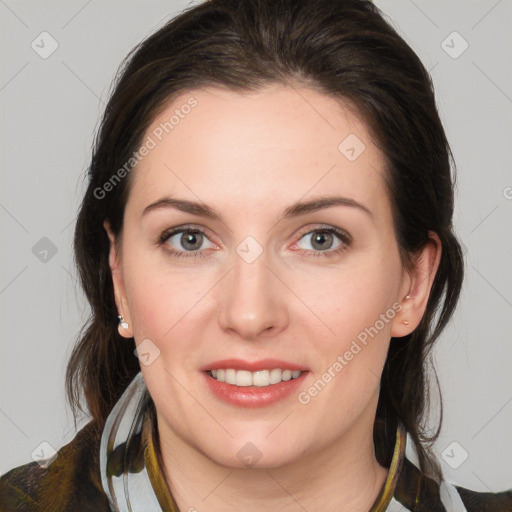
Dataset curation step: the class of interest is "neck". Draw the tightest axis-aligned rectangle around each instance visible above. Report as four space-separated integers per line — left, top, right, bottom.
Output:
156 407 389 512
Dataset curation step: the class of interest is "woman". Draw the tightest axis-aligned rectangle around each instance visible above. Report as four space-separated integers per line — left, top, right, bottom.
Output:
1 0 510 510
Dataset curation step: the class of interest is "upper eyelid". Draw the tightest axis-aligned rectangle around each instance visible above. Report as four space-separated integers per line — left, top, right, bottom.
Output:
160 224 215 240
295 224 351 241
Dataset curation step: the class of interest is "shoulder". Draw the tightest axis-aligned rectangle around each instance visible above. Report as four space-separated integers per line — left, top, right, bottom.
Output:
455 485 512 512
0 419 111 512
395 457 512 512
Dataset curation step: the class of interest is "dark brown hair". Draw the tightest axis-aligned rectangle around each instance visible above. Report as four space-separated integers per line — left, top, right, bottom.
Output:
67 0 464 480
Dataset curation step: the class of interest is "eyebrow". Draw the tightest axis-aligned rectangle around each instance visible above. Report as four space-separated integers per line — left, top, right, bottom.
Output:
142 195 373 222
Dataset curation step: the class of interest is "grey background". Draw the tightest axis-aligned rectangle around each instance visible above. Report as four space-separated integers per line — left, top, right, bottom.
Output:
1 0 511 493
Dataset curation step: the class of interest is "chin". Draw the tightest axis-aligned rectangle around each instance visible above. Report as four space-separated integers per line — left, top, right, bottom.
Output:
198 435 306 470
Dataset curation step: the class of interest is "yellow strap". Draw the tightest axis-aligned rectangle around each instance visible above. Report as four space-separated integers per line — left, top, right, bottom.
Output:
143 412 181 512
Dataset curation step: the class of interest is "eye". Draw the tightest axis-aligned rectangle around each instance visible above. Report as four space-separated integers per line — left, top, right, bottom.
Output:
294 226 351 257
159 226 215 257
158 224 351 259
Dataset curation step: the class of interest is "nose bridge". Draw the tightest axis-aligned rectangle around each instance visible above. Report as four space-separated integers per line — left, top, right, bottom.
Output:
218 235 287 338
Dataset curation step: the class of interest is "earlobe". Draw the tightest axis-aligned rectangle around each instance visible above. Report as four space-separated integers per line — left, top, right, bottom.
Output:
103 220 134 338
391 232 442 338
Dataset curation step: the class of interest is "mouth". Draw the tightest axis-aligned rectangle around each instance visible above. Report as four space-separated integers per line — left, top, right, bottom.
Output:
206 368 303 387
200 359 309 407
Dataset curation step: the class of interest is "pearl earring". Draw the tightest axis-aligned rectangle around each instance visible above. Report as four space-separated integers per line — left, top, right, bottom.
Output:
402 320 409 326
118 315 129 329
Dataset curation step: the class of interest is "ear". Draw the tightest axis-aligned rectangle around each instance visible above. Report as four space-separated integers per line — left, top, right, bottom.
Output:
391 231 442 338
103 220 133 338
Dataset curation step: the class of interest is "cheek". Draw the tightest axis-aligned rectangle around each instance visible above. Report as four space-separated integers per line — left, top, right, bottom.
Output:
121 241 204 342
295 265 398 419
297 253 402 344
127 272 202 342
293 251 402 413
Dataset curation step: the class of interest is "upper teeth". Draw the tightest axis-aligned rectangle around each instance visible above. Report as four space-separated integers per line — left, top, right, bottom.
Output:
210 369 302 387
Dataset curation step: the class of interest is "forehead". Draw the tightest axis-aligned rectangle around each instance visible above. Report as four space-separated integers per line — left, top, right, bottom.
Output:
126 84 390 220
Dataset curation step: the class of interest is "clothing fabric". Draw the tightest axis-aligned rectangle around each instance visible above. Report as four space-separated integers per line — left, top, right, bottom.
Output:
1 371 510 511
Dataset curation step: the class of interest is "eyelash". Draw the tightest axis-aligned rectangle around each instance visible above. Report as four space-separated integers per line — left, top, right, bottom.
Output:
157 224 352 260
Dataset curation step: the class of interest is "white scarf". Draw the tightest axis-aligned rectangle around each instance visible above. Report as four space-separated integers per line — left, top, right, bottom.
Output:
99 372 165 512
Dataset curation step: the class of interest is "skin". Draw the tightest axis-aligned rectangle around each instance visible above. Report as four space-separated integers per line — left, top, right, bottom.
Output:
105 84 441 512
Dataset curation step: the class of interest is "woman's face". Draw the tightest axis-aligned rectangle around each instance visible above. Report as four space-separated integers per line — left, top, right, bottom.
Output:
108 84 421 468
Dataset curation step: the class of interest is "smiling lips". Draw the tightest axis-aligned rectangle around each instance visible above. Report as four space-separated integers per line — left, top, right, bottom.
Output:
201 358 309 407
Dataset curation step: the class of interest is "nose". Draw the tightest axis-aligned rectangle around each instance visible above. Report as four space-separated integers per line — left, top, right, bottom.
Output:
217 245 289 341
